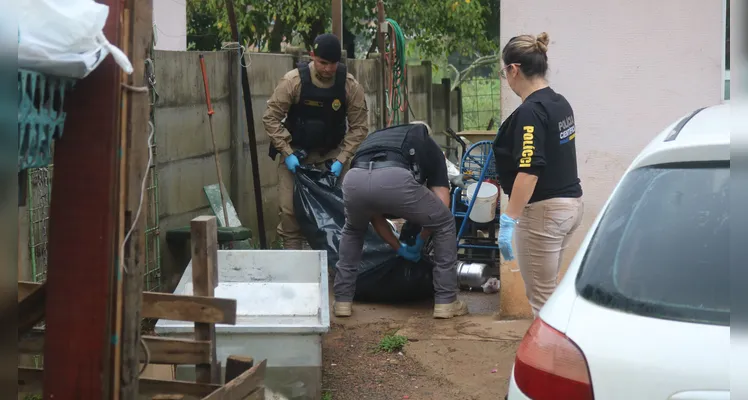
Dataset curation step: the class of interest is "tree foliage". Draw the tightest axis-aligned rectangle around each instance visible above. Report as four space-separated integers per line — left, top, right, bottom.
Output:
379 1 496 57
186 0 499 59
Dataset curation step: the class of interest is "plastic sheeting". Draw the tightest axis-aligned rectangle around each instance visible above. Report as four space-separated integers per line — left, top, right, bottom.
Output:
293 165 434 303
18 0 133 78
445 152 466 189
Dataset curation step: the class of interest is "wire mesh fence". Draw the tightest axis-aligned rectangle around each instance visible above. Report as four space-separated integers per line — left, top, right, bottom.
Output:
25 166 52 369
452 57 501 131
460 77 501 131
143 146 162 292
27 166 53 283
24 158 162 292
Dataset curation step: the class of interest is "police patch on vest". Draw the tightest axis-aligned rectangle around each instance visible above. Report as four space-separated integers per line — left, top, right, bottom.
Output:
303 100 324 107
332 99 342 111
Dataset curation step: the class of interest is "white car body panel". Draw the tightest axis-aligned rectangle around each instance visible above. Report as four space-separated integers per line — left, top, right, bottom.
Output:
508 104 731 399
565 297 730 400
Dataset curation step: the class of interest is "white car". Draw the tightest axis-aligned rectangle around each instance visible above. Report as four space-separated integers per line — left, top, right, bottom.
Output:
507 103 730 400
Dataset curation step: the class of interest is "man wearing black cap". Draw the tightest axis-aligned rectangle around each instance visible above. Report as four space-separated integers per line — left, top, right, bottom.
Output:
263 33 369 250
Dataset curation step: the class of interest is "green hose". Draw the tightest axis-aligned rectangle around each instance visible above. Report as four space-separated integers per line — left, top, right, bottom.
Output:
385 18 408 126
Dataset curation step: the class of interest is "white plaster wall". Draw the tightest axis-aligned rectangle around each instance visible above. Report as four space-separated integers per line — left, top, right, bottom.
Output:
500 0 724 271
153 0 187 51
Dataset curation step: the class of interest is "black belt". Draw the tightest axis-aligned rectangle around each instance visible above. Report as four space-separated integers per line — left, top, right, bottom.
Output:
352 160 409 170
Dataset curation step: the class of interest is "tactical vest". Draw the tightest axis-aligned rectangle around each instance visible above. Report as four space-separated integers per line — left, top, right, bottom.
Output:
283 62 348 155
353 124 426 184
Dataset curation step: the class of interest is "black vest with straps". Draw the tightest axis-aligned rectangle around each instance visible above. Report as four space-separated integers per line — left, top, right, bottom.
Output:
283 62 348 155
352 124 426 184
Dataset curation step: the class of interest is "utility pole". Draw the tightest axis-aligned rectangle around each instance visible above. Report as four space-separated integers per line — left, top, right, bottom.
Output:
332 0 343 44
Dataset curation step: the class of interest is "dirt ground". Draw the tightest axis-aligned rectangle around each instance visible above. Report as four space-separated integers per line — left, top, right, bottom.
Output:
321 293 532 400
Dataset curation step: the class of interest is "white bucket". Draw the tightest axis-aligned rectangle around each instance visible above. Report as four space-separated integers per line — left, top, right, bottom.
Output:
465 182 499 223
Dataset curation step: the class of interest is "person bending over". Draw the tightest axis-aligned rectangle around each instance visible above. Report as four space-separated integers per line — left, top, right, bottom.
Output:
332 122 468 320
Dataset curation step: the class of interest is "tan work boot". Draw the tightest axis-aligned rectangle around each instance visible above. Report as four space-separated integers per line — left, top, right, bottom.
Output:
282 238 303 250
433 299 469 319
333 301 352 317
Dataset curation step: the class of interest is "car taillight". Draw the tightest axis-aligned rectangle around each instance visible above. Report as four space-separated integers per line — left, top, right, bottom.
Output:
514 318 594 400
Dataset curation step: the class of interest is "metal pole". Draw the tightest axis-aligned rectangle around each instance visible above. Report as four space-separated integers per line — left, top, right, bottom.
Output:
224 0 268 248
457 148 494 242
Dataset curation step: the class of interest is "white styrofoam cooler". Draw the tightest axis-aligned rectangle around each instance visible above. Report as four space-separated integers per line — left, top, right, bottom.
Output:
155 250 330 399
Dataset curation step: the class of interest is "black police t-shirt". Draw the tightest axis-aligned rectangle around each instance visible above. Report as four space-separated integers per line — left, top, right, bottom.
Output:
493 87 582 203
416 130 450 189
352 124 450 189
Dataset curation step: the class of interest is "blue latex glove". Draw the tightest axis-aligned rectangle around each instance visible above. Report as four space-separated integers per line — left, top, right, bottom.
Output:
397 243 421 262
498 214 518 261
285 154 300 173
331 160 344 177
409 233 426 254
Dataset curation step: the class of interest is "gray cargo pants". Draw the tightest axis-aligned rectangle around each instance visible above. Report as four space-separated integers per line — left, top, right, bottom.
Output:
333 166 459 304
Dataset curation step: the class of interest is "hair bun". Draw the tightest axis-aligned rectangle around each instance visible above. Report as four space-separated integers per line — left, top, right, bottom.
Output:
536 32 550 53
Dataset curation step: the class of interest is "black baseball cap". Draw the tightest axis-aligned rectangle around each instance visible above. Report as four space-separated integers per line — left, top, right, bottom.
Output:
313 33 342 63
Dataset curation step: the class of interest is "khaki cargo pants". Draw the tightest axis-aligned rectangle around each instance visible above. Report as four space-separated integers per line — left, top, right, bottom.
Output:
515 197 584 317
276 149 350 249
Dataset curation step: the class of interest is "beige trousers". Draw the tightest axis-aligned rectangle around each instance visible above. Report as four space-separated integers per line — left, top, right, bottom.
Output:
515 197 584 317
276 149 350 249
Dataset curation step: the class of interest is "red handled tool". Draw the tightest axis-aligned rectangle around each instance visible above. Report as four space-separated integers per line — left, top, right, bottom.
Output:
199 54 231 227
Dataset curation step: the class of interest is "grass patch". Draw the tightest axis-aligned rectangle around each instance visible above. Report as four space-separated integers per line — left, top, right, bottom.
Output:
377 333 409 353
245 237 284 249
321 392 333 400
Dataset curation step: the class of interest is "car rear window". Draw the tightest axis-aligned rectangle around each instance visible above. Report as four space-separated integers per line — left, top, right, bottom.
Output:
575 161 729 326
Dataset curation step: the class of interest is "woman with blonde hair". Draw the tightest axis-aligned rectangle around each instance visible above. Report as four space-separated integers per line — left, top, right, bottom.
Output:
493 32 584 317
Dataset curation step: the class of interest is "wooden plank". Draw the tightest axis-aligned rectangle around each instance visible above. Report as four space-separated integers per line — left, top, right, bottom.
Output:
139 378 220 398
191 216 220 384
112 3 133 398
245 388 266 400
121 0 154 397
18 281 39 300
202 359 267 400
18 281 45 335
225 355 254 383
20 367 222 398
140 336 212 365
43 0 124 396
422 60 434 129
19 282 237 324
20 331 212 365
376 0 387 128
141 292 236 324
332 0 343 41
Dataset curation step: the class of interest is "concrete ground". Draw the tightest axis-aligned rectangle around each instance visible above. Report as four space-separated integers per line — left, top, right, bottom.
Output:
321 288 532 400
